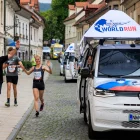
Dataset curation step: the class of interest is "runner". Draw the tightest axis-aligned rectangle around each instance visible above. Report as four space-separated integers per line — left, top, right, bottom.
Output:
3 47 25 107
31 54 36 66
0 40 20 94
24 55 52 117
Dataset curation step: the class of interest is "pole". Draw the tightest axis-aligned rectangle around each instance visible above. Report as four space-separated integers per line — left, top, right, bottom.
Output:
29 23 30 61
4 0 6 55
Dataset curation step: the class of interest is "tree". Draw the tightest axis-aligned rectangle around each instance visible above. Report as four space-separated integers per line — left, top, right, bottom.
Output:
40 0 87 44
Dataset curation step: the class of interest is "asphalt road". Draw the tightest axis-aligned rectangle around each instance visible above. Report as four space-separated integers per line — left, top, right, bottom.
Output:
15 60 140 140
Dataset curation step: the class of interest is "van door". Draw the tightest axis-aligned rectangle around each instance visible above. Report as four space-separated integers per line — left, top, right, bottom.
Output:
77 48 91 113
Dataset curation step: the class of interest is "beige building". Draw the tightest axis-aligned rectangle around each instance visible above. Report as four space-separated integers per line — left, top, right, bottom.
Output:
64 2 90 49
121 0 140 24
0 0 4 56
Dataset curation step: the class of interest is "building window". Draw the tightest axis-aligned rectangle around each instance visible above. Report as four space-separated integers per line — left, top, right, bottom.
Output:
109 6 111 10
1 0 3 25
31 27 32 40
34 29 35 41
22 23 24 36
19 22 21 34
26 24 27 39
113 5 119 10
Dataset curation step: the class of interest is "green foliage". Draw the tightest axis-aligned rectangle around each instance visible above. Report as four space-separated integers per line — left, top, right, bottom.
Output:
40 0 87 43
22 61 32 70
3 70 6 76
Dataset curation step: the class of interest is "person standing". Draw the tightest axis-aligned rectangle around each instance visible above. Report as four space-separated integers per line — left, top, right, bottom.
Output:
31 54 36 66
0 40 20 94
3 47 24 107
24 55 52 117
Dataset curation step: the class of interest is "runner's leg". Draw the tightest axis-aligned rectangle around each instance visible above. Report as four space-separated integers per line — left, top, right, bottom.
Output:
39 90 44 111
39 90 44 104
33 88 39 116
5 82 11 106
13 84 18 106
0 82 2 94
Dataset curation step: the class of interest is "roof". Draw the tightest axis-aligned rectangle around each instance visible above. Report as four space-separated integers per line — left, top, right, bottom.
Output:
87 4 100 9
64 9 83 22
64 13 76 22
68 5 75 10
79 2 108 23
73 16 86 26
75 2 89 7
20 0 39 11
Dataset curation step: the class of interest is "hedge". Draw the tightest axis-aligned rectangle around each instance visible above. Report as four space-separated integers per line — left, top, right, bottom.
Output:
22 61 32 70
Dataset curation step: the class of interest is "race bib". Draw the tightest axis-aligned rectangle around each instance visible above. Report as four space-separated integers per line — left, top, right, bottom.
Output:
34 72 42 80
8 66 16 73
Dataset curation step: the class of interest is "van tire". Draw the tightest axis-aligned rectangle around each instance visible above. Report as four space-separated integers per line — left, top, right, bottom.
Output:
65 77 68 83
84 81 87 123
84 112 87 123
88 105 96 139
60 72 62 76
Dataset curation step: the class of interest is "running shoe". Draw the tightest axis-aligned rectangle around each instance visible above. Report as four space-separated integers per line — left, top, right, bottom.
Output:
35 111 39 117
40 103 44 111
5 102 10 107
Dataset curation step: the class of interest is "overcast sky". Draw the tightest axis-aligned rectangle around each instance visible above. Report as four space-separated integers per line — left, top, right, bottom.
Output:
39 0 52 3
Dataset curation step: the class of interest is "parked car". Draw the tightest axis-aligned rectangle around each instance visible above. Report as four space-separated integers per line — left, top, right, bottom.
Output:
43 46 51 60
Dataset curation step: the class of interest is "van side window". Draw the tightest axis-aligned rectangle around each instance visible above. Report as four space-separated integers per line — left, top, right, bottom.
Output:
81 49 89 68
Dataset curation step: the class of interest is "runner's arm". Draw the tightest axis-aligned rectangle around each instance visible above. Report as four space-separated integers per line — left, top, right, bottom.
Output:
42 65 52 74
18 61 25 70
24 67 34 75
3 63 8 69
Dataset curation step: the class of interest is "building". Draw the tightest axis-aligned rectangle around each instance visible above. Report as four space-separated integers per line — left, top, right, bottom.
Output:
5 0 20 55
20 0 45 61
121 0 140 24
15 5 32 60
64 2 90 49
0 0 4 56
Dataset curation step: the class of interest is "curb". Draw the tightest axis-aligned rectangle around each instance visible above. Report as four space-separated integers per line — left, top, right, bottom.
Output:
7 73 49 140
7 102 34 140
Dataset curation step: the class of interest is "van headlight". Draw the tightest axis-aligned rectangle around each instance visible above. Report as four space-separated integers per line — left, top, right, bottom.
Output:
94 89 115 97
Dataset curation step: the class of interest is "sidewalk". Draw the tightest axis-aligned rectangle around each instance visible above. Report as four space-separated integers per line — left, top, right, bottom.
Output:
0 72 49 140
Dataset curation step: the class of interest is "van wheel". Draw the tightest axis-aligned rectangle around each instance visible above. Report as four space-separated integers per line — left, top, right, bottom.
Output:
65 77 68 83
88 105 96 139
84 112 87 123
84 81 87 123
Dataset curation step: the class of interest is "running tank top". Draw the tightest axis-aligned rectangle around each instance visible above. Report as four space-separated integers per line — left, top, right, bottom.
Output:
33 66 44 80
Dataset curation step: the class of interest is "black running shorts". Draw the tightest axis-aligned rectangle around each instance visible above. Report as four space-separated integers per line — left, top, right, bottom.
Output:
6 76 18 85
33 81 45 90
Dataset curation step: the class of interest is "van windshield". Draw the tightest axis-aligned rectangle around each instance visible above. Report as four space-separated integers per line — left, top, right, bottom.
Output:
54 47 62 52
98 49 140 77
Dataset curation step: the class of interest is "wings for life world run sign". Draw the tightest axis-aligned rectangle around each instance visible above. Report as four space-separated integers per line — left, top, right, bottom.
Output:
81 10 140 40
94 19 136 33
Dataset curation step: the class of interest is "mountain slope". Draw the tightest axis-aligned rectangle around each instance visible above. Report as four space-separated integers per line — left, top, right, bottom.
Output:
39 3 51 12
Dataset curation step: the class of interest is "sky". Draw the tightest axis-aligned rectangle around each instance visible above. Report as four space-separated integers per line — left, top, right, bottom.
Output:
39 0 52 3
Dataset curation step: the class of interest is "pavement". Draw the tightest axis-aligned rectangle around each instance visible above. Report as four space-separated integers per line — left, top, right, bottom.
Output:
0 70 49 140
15 60 89 140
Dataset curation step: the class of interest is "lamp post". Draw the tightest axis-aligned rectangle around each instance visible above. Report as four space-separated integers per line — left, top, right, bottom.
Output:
4 0 6 55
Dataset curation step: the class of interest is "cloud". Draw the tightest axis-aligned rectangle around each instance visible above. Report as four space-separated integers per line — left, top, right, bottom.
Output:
39 0 52 3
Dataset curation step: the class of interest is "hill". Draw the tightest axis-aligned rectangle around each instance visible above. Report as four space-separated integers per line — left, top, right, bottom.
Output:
39 3 51 12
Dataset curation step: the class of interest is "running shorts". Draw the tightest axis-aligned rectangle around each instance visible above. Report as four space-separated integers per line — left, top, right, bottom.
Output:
33 80 45 90
6 76 18 85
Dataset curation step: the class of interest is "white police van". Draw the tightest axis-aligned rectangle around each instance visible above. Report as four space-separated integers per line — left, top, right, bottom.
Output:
77 10 140 139
64 43 78 82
